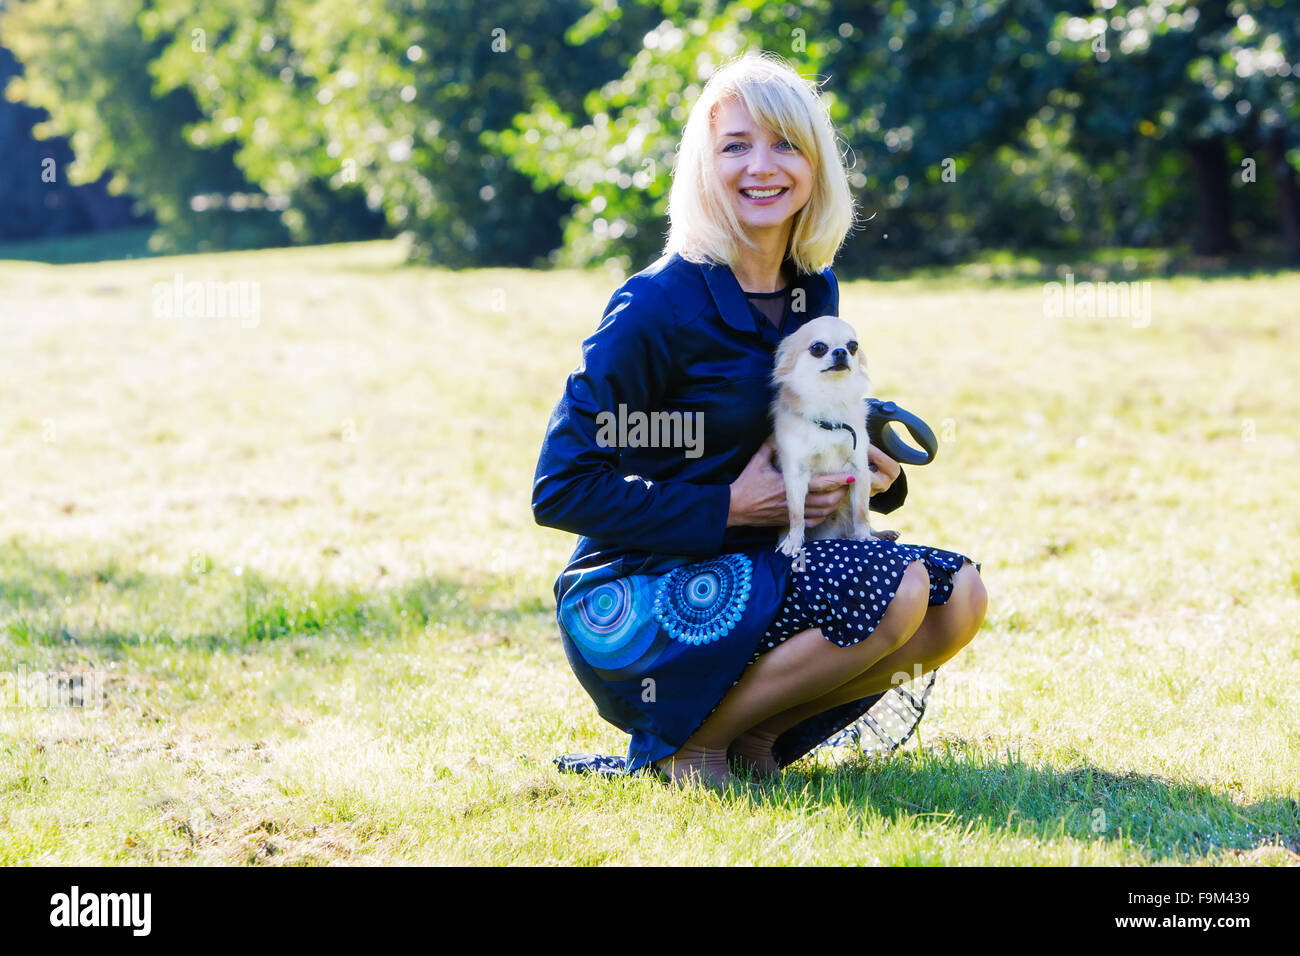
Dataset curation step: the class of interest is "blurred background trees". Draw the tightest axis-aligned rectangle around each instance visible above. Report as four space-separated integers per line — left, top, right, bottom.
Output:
1 0 1296 273
0 43 140 241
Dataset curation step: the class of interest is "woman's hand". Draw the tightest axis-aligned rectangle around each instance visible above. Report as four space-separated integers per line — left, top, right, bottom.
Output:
725 441 902 528
867 443 901 496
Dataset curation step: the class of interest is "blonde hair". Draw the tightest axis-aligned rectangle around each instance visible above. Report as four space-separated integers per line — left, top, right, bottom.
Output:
665 50 856 275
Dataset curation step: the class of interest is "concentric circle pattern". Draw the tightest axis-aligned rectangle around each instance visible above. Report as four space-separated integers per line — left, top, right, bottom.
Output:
562 576 662 671
653 553 753 645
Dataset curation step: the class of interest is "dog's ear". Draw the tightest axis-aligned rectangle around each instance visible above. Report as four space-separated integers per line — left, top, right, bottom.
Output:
771 333 804 385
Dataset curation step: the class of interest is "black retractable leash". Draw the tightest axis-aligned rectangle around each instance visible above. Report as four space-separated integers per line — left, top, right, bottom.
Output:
865 398 939 466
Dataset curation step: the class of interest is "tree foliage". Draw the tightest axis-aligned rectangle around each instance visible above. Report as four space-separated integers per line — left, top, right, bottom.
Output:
139 0 654 265
1 0 290 252
2 0 1297 265
497 0 1300 270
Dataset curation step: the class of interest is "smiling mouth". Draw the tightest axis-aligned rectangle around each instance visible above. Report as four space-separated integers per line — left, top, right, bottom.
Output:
740 187 788 199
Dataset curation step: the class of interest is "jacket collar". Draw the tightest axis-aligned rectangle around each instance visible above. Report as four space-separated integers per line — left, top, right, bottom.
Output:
698 256 835 334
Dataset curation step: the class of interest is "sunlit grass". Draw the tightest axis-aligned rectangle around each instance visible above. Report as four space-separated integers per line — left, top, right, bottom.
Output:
1 239 1297 864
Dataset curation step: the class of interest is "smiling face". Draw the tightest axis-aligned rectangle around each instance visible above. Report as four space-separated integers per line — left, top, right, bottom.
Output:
711 97 814 241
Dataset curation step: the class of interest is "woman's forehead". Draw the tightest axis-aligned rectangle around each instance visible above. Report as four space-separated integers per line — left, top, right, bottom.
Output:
713 98 766 134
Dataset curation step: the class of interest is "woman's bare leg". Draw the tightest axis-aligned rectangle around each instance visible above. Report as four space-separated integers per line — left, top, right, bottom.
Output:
736 563 988 763
654 560 930 786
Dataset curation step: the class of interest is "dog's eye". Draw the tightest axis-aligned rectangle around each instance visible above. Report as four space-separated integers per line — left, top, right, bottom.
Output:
809 342 829 358
847 340 858 355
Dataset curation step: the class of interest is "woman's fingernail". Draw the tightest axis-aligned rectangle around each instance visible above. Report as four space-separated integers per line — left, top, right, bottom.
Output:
846 477 855 484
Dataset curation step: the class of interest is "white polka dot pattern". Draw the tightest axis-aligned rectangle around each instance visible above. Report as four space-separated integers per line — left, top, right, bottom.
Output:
754 538 973 660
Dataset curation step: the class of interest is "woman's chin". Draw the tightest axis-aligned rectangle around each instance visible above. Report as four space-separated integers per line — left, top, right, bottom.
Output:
737 212 796 235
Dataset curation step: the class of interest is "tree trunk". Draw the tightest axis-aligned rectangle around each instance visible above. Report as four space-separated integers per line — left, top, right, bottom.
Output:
1262 129 1300 262
1188 136 1236 255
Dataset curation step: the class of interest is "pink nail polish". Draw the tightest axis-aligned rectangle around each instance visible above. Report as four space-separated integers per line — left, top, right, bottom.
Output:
846 476 855 484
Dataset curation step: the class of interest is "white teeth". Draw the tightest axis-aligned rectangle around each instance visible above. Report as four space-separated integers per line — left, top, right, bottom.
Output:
742 187 785 198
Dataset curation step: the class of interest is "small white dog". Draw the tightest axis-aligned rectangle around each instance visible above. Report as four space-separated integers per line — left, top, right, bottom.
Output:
767 314 879 557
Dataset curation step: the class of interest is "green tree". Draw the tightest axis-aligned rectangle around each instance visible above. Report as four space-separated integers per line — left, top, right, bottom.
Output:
1058 0 1300 258
495 0 1101 272
142 0 659 266
1 0 291 252
494 0 1300 271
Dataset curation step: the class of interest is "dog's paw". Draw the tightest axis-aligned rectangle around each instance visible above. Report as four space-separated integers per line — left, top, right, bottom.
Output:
870 528 900 542
777 532 805 557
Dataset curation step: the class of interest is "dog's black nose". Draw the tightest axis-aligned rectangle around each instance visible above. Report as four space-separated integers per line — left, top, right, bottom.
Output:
831 348 848 362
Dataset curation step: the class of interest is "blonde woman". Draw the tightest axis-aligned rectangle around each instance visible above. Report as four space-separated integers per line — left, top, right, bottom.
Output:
533 51 986 787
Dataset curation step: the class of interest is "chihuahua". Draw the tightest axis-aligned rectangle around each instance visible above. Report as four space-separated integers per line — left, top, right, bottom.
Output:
767 314 880 557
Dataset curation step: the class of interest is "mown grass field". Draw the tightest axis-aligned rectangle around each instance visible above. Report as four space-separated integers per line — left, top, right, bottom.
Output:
1 239 1297 865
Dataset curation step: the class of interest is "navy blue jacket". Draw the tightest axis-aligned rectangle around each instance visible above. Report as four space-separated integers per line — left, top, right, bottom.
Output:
532 251 907 577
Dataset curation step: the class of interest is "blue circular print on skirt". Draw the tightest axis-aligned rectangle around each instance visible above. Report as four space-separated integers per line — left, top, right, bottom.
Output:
653 553 753 645
563 575 664 673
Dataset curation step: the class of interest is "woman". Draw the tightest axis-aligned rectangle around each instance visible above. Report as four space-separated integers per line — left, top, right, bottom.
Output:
532 52 987 787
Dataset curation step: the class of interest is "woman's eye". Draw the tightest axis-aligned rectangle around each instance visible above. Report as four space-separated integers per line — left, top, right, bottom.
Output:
847 341 858 355
778 140 798 151
723 142 745 152
809 342 829 358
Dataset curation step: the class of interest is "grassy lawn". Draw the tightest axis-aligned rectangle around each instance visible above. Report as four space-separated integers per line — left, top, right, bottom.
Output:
1 239 1297 865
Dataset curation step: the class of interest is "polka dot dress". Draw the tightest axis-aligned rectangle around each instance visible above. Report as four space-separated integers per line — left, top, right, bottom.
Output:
554 536 981 775
687 537 978 767
753 538 977 662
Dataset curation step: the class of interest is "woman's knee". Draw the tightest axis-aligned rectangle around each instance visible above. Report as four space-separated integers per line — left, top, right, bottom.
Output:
954 563 988 632
875 559 929 652
899 558 931 606
928 564 987 658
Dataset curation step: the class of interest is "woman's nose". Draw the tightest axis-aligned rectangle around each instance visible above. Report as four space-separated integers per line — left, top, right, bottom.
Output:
747 144 777 174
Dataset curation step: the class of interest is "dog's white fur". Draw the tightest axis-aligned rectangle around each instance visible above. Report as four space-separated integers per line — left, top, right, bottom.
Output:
767 314 877 557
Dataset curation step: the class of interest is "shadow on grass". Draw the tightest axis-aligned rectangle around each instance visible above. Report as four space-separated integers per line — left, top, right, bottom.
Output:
748 742 1300 863
0 227 159 265
0 536 548 655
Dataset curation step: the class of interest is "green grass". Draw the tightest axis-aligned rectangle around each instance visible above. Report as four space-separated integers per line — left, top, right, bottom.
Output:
1 238 1298 864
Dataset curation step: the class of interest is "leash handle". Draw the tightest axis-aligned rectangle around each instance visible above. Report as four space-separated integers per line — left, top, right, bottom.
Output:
865 398 939 466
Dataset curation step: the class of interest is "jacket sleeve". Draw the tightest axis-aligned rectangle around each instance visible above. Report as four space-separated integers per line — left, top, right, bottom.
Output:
532 278 732 555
